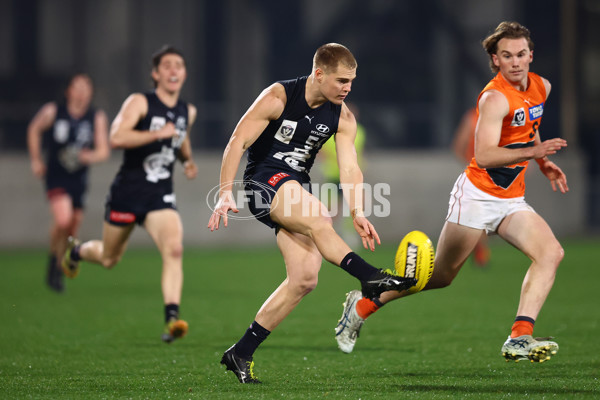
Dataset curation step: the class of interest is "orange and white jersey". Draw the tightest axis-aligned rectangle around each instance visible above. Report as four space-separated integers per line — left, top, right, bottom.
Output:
465 72 546 198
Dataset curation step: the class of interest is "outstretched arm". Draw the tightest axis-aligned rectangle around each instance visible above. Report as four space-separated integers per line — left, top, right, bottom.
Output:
208 83 286 231
335 103 380 251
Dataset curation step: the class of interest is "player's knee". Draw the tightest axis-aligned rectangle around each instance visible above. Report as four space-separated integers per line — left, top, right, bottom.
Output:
426 268 456 289
308 216 334 237
292 274 319 295
164 241 183 260
101 256 120 269
547 241 564 268
54 217 72 232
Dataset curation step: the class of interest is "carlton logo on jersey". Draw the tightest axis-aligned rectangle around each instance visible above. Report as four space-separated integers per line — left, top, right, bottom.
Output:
528 103 544 120
510 108 526 127
275 120 297 144
143 146 175 183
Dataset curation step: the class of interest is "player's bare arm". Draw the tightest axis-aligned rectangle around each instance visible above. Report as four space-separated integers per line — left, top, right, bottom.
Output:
79 109 110 165
109 93 176 149
474 90 566 169
208 84 286 231
529 80 569 194
180 103 198 180
27 102 58 178
335 103 380 251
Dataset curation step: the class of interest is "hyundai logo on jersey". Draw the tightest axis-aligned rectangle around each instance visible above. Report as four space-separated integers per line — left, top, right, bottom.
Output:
316 124 330 133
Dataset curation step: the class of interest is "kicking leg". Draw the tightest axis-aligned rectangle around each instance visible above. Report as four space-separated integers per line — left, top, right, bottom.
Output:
270 181 415 297
334 221 483 353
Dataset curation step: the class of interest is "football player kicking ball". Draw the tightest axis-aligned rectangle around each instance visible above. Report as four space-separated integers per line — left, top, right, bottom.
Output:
62 46 197 343
335 21 568 363
208 43 416 383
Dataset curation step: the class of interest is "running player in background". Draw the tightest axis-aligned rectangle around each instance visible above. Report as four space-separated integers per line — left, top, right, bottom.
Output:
208 43 416 383
452 107 491 267
335 21 568 363
27 73 109 293
61 46 198 343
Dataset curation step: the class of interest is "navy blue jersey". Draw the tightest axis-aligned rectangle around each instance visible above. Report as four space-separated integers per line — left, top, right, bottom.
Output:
110 92 188 201
245 76 341 177
45 103 95 186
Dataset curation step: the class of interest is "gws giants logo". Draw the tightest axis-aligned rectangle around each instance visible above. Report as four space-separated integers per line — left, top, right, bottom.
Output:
275 119 297 144
510 108 526 127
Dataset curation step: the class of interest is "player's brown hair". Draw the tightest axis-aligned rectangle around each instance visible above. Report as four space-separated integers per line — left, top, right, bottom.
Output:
150 45 186 87
482 21 534 73
313 43 357 73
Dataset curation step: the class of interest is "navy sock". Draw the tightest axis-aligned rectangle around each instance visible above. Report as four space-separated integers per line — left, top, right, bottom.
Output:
234 321 271 359
339 252 379 281
71 245 81 262
165 303 179 323
372 297 384 307
515 315 535 324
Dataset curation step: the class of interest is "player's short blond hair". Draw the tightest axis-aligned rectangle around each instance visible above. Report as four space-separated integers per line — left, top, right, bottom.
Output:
313 43 357 73
482 21 534 73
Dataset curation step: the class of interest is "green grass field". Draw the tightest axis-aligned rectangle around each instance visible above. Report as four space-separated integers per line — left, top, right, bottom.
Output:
1 239 599 399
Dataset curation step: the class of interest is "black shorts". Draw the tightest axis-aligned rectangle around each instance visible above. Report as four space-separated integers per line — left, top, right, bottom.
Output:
104 186 177 227
45 179 87 210
244 168 311 229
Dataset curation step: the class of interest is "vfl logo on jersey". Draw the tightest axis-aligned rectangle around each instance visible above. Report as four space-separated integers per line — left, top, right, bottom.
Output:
528 103 544 120
275 120 297 144
316 124 330 133
143 145 175 183
510 108 526 127
53 119 70 143
149 116 167 131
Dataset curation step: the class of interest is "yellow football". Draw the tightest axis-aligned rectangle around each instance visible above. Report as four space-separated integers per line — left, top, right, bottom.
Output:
394 230 435 293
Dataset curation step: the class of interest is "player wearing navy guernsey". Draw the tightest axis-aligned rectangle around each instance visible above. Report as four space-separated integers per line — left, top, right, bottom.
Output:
62 46 198 343
208 43 416 384
28 73 109 292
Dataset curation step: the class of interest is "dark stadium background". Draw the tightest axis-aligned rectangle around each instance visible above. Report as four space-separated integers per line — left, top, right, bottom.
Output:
0 0 598 238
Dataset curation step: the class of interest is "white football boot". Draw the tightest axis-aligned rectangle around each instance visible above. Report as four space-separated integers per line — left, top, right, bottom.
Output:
335 290 365 353
501 335 559 362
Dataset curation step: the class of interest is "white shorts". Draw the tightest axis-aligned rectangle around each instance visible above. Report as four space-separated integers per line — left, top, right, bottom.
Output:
446 173 535 235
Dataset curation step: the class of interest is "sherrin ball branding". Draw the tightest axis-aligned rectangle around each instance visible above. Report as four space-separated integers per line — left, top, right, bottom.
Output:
394 230 435 293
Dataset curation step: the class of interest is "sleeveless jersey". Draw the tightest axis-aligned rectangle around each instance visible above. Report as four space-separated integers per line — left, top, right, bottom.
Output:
465 72 546 198
245 76 342 177
45 103 95 183
111 92 188 198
